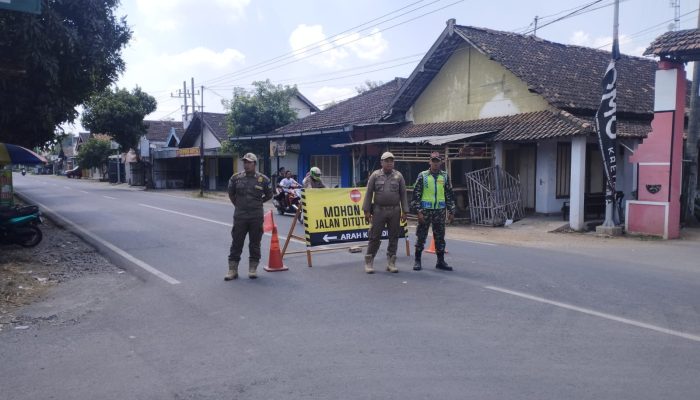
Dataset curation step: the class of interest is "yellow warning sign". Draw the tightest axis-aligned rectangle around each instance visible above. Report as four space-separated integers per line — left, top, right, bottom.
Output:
302 188 406 247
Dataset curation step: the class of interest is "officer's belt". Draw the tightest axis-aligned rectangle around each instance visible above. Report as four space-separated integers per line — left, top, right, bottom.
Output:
374 204 399 209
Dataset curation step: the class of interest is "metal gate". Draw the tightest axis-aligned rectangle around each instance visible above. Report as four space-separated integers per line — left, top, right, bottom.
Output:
465 166 524 226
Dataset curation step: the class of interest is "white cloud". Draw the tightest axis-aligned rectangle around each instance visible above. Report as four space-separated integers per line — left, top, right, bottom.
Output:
342 29 389 60
568 31 643 56
289 25 388 68
162 47 246 69
215 0 250 19
290 24 349 68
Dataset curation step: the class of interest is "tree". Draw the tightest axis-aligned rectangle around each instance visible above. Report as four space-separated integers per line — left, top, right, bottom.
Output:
81 86 157 153
227 80 298 139
0 0 131 148
77 137 112 178
355 80 384 94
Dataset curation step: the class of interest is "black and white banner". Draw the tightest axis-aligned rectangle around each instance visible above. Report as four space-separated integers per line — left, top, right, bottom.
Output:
595 58 618 196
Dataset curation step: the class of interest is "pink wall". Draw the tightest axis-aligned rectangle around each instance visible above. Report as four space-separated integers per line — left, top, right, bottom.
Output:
626 61 685 239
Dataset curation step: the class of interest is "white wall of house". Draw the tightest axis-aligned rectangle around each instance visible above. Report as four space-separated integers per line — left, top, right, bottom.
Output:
195 127 222 149
290 96 314 119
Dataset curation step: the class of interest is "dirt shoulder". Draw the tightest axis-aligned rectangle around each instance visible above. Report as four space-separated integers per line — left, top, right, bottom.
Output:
0 215 122 332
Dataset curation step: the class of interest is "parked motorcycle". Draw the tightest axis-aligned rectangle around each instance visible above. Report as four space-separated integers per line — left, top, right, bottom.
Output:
273 186 303 222
21 168 26 176
0 204 43 247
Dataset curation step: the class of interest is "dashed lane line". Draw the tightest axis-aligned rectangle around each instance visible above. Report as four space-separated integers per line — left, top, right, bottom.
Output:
103 195 117 200
138 204 306 244
485 285 700 343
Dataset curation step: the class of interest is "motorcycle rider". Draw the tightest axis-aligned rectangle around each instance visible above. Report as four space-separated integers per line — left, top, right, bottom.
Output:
277 170 301 209
303 166 326 189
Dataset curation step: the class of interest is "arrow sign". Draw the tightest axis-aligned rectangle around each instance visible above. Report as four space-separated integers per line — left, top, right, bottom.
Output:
323 234 338 243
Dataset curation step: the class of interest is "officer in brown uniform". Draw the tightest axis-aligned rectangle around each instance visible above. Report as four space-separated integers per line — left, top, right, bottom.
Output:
225 153 273 281
362 152 408 274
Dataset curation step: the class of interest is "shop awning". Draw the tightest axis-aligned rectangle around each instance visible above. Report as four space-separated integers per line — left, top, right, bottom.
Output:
331 131 494 148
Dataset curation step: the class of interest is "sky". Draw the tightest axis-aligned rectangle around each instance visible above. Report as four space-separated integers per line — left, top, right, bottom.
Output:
67 0 700 132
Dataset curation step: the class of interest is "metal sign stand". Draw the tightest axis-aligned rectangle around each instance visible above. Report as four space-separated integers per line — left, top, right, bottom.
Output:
280 208 410 267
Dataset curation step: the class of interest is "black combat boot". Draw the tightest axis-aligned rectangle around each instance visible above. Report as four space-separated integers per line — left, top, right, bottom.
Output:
435 252 452 271
413 251 422 271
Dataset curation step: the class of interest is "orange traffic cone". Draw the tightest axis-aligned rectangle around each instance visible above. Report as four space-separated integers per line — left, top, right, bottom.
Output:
424 235 447 254
264 226 288 272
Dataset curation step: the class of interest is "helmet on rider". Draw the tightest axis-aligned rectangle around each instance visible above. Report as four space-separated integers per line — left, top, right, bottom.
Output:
310 167 322 181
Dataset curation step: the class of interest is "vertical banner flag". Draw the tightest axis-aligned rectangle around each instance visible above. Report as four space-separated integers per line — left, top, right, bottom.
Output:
595 40 620 197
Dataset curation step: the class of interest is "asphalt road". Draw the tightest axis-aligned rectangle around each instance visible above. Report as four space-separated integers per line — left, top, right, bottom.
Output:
3 173 700 400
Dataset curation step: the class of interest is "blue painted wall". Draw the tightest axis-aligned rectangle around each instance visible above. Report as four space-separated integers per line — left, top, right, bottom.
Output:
298 132 353 188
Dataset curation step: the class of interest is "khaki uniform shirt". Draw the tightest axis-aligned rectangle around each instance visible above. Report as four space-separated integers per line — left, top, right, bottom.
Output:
362 169 409 213
228 171 272 218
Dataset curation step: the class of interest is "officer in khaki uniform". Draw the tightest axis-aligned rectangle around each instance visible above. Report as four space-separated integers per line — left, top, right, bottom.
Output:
225 153 273 281
362 152 408 274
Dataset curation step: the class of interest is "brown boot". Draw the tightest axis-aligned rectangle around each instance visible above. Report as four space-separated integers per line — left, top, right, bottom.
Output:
386 255 398 273
364 254 375 274
248 260 259 279
224 260 239 281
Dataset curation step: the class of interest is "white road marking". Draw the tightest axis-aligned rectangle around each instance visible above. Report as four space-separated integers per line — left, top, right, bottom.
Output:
464 240 497 246
139 204 306 244
103 195 117 200
139 204 232 227
22 199 180 285
63 186 71 190
485 285 700 343
79 190 89 194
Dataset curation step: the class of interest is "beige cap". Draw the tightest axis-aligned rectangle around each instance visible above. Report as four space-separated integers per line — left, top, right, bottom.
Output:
381 151 395 160
242 153 258 162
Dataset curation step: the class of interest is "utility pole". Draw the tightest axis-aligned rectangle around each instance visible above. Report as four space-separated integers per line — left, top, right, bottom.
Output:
200 84 205 197
533 15 539 36
170 81 190 121
685 1 700 224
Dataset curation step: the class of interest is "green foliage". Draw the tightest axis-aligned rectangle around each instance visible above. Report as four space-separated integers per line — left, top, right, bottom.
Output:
81 86 157 152
77 137 112 171
0 0 131 148
227 80 299 138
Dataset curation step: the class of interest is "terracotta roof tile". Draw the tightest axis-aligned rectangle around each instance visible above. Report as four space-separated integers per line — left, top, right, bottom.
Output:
390 110 649 141
275 78 405 134
644 29 700 62
390 25 656 117
144 120 184 142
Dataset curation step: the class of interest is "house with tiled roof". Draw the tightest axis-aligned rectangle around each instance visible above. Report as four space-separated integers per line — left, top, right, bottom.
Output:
150 90 319 190
333 20 656 226
232 78 405 187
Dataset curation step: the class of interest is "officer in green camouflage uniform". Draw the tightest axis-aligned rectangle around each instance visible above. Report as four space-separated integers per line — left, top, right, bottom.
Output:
225 153 273 281
363 152 408 274
411 152 455 271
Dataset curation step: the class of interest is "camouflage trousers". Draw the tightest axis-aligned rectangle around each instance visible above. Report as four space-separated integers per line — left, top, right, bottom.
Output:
415 208 447 253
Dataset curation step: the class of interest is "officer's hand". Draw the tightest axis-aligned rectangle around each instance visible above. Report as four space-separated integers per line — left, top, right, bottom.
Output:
447 212 454 224
417 211 425 224
400 211 407 223
364 211 372 223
